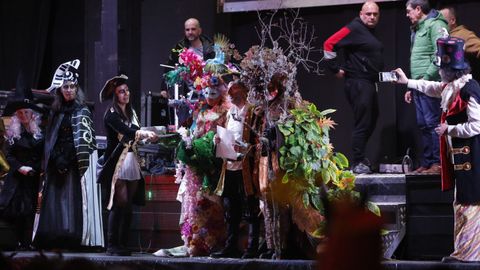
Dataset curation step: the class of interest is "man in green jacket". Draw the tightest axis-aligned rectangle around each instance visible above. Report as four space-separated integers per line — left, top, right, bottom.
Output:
405 0 448 174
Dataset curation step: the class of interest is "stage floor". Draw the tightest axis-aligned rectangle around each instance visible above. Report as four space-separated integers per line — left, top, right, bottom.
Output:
3 251 480 270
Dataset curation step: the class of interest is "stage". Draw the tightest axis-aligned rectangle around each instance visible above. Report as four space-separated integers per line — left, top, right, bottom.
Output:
0 173 463 269
3 251 480 270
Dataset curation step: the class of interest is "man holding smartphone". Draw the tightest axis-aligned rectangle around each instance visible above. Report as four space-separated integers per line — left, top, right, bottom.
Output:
323 1 384 174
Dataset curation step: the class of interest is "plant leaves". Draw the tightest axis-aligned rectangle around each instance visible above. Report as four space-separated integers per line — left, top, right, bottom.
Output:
367 201 381 217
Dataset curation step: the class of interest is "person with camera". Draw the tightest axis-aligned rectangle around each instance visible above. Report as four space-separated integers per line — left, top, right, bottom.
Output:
323 1 384 174
0 73 43 250
394 37 480 262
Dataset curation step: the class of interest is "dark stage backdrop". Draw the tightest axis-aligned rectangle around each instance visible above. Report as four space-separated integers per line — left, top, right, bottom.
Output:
139 0 480 167
1 0 479 168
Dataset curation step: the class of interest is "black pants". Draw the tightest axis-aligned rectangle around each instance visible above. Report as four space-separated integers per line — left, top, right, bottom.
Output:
344 78 379 164
222 170 259 251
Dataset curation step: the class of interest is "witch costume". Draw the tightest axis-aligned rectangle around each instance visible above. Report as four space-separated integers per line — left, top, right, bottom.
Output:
0 72 43 249
32 60 104 249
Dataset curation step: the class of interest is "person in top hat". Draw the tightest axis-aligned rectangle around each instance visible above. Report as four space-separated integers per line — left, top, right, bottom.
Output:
32 60 104 249
99 75 158 256
0 72 43 250
394 37 480 263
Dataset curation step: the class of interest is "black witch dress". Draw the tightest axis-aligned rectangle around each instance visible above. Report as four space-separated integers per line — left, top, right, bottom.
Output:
33 102 91 249
0 130 43 247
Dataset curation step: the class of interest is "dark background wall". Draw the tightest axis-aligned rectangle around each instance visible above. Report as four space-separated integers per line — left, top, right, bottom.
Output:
1 0 479 168
140 0 480 167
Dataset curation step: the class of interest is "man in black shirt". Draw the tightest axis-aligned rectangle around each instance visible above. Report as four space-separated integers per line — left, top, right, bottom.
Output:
323 1 384 174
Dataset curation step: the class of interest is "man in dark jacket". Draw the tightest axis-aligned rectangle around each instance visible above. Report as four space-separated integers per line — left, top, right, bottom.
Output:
161 18 215 127
323 1 384 174
167 18 215 67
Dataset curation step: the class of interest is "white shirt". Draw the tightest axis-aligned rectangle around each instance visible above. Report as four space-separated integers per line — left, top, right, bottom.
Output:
226 104 246 171
407 79 480 138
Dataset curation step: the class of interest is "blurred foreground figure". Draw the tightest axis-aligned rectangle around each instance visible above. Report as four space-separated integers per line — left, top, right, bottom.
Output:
317 199 383 270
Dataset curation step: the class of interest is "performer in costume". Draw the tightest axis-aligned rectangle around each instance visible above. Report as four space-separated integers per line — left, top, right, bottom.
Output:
395 37 480 262
257 73 297 259
0 72 43 250
33 60 104 249
99 75 158 256
178 79 229 256
211 80 261 258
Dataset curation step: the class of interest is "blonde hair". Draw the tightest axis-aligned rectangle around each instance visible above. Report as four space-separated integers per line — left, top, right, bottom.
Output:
5 110 43 145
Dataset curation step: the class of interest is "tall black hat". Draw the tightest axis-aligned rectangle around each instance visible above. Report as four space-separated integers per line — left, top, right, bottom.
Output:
3 71 41 116
435 37 469 70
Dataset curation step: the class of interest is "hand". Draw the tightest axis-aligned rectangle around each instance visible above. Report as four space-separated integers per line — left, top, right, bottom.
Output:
137 130 159 142
435 123 448 136
160 90 168 98
393 68 408 84
146 131 159 142
214 134 221 145
18 166 33 176
404 90 412 104
335 69 345 79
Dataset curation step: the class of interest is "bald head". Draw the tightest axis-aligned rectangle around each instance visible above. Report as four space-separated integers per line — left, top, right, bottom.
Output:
360 1 380 28
184 18 202 42
185 18 200 29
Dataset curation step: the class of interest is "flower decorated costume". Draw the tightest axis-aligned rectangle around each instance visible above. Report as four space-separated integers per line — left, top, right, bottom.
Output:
178 100 229 256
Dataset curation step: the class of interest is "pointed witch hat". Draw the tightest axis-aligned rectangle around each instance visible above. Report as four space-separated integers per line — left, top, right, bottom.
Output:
3 71 42 116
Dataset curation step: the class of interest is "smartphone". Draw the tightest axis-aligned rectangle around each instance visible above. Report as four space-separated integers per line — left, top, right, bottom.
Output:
379 71 398 82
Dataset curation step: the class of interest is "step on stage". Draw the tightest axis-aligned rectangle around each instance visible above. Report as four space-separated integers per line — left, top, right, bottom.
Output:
4 251 480 270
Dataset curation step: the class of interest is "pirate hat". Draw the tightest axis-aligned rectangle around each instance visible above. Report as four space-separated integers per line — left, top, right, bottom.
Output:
99 74 128 102
3 71 41 116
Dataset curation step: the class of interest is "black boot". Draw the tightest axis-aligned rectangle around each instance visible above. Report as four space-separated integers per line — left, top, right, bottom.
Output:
210 222 241 258
242 221 260 259
118 206 132 256
106 207 130 256
210 245 242 258
259 249 275 259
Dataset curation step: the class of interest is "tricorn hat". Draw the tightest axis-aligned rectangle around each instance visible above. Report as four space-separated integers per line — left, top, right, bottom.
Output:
435 37 469 70
3 71 42 116
99 74 128 102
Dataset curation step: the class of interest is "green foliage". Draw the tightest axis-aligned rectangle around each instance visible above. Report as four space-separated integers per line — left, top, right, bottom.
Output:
277 102 379 222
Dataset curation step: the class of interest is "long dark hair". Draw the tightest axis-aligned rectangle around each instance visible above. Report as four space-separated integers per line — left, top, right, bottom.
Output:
51 83 86 112
108 84 134 122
